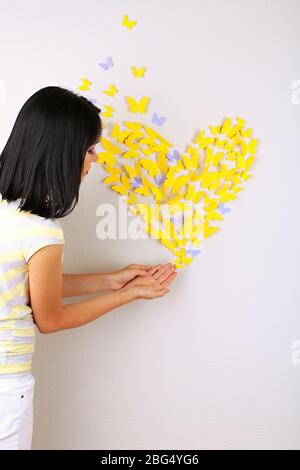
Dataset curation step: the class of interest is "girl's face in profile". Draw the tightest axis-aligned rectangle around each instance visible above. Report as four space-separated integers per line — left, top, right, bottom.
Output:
81 144 98 181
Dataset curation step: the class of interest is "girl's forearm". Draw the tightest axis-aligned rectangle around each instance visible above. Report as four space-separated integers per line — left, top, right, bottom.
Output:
46 287 138 333
62 272 114 297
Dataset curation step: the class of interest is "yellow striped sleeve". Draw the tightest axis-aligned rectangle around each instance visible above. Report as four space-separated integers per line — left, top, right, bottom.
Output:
21 222 65 263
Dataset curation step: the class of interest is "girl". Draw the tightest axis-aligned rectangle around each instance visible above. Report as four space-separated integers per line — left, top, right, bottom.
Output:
0 86 177 450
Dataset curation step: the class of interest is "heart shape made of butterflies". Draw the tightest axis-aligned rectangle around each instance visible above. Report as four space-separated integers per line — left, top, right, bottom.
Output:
97 116 257 268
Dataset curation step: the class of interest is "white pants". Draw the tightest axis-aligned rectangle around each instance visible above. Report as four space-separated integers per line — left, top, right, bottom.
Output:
0 373 35 450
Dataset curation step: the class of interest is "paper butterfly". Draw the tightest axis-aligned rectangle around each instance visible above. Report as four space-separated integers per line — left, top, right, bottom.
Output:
131 177 143 189
103 84 118 97
171 214 183 226
217 203 231 215
131 66 145 78
186 242 201 258
155 175 167 186
126 96 149 114
78 78 91 91
122 14 137 30
166 150 180 163
152 113 166 126
99 57 113 71
102 105 115 118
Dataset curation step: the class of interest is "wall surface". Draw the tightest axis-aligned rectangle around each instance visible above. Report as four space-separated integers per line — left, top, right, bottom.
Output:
0 0 299 450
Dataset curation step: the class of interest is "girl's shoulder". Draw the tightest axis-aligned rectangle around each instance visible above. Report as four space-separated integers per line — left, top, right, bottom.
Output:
0 194 64 235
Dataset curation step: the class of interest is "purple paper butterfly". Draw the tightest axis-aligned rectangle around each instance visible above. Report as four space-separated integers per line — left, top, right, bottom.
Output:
152 112 166 126
217 202 231 215
166 150 179 163
187 249 201 257
154 174 166 186
131 176 142 189
171 214 183 226
185 242 201 258
99 57 113 70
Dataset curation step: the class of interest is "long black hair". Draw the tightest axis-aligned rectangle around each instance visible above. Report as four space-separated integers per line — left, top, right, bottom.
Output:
0 86 102 218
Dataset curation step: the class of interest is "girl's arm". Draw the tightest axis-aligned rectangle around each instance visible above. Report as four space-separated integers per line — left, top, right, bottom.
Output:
61 263 155 297
28 244 176 334
62 272 115 297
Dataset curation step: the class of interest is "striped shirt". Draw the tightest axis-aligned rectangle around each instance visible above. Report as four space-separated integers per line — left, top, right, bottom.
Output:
0 194 64 378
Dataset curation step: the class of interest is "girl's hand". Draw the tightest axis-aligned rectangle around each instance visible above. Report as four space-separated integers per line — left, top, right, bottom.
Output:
127 263 177 289
122 263 177 300
122 276 170 300
109 263 152 290
133 283 170 300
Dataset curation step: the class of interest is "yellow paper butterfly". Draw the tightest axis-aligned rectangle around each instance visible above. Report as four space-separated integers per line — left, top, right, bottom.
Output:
122 14 137 30
102 105 115 118
103 84 118 97
131 66 145 78
126 96 149 114
78 78 91 91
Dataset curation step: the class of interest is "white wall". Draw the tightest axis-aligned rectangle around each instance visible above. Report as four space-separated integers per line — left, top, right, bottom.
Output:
1 0 299 450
